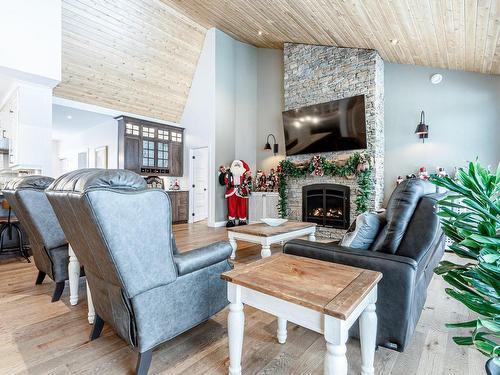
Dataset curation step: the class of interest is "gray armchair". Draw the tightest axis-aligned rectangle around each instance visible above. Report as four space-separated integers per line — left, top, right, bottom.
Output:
45 169 233 375
283 179 445 352
3 175 77 302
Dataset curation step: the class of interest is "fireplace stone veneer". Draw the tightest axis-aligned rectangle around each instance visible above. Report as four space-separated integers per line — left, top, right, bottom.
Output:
283 42 384 238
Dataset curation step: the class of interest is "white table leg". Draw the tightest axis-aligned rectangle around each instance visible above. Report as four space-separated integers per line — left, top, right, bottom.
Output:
360 288 377 375
260 244 271 258
229 236 237 260
324 316 348 375
86 281 96 325
228 284 244 375
277 317 287 344
308 229 316 241
68 244 80 305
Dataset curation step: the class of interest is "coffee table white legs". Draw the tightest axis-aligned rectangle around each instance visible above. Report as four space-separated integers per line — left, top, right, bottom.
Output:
324 316 348 375
68 244 80 305
86 282 96 324
229 237 237 260
228 285 244 375
277 317 287 344
359 298 377 375
308 232 316 241
261 244 272 258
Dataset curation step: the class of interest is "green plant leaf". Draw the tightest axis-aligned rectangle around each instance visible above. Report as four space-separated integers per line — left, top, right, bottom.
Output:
452 336 474 346
445 319 479 328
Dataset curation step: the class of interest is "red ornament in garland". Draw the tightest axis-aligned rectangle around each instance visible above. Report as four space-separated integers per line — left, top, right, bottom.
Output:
312 155 324 176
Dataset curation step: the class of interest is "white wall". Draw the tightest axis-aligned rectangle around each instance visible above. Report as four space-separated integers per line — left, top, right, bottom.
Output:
0 0 61 86
179 29 285 224
256 49 285 172
384 63 500 202
180 29 217 225
56 118 118 172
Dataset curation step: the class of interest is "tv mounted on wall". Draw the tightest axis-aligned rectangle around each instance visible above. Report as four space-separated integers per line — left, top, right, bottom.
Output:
282 95 367 156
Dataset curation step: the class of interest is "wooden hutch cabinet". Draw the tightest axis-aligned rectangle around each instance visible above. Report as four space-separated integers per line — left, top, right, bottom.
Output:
116 116 184 176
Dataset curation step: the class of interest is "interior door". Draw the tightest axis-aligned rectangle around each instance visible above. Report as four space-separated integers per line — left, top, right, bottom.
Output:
191 147 209 222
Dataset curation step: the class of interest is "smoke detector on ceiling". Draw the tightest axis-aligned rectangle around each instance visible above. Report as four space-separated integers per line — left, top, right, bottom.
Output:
430 73 443 84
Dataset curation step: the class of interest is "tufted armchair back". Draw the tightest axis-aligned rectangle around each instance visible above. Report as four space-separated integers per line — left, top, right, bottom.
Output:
45 169 178 344
3 175 67 280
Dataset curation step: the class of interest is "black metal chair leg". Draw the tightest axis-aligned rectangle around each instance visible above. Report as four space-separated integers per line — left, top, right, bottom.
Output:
89 315 104 341
51 281 65 302
136 350 152 375
14 224 30 262
35 271 46 285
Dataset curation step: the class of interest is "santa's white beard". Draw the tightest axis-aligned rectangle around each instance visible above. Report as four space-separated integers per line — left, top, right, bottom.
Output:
232 165 246 185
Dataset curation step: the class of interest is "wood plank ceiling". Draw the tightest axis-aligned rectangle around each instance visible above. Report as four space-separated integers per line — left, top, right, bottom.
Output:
162 0 500 75
54 0 206 123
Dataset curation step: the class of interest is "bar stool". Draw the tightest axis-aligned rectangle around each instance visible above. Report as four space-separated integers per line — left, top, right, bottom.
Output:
0 198 30 262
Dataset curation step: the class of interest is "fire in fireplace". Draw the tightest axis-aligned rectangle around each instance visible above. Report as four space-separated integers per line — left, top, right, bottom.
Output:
302 184 350 229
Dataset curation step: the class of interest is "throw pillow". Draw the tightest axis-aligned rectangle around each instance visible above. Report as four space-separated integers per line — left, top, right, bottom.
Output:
340 213 385 250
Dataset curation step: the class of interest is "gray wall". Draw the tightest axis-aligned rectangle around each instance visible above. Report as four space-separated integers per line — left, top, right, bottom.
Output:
384 63 500 202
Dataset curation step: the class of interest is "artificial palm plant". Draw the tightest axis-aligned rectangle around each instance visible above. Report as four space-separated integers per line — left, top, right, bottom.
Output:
430 161 499 361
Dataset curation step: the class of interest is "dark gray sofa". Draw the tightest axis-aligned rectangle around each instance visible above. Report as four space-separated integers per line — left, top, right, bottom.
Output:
3 175 78 302
283 179 445 352
45 169 233 375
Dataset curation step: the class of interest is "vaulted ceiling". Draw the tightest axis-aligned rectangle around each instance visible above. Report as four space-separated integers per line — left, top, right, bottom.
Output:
54 0 206 123
163 0 500 75
56 0 499 124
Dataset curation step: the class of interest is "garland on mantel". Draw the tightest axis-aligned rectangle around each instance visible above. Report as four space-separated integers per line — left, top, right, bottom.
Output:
277 152 373 218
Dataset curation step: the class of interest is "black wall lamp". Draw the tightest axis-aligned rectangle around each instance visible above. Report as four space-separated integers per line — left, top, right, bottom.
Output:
414 111 429 143
264 133 279 155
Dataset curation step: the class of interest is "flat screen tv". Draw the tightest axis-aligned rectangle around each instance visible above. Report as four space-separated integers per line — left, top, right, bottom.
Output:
282 95 367 156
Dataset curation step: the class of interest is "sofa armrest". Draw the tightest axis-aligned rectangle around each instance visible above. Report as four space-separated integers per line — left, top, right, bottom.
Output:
283 239 418 271
174 241 232 276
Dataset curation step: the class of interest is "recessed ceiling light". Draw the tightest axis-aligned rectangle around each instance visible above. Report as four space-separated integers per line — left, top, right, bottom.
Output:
67 115 73 120
390 39 399 45
258 30 263 36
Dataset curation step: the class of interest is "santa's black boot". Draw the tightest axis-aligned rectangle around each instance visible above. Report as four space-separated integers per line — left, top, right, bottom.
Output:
238 220 247 226
226 220 236 228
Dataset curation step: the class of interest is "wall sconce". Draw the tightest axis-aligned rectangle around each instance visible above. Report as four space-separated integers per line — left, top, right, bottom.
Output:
414 111 429 143
264 133 279 155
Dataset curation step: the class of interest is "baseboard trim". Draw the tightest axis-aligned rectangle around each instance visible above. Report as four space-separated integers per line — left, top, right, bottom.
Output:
209 221 227 228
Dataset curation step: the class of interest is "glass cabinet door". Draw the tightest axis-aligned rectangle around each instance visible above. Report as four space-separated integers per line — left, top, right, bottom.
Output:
157 141 169 168
142 140 155 166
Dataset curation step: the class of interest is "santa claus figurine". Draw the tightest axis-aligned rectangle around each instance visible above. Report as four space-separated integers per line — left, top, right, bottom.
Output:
218 160 252 227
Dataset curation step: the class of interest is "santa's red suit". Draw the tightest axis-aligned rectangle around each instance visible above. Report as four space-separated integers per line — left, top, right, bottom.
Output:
218 160 252 227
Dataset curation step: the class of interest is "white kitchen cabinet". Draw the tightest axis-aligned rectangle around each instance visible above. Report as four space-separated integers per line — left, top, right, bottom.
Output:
2 84 52 173
249 192 280 223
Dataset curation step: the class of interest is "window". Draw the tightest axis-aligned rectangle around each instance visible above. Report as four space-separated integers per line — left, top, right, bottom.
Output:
158 129 169 140
142 140 155 166
157 142 168 168
142 126 155 138
125 123 139 136
171 131 182 142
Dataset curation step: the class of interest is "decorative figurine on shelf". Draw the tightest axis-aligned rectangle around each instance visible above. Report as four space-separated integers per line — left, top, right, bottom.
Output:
437 167 447 177
267 168 278 191
418 166 430 180
144 176 164 189
172 179 180 190
255 169 267 192
396 175 404 185
218 160 252 227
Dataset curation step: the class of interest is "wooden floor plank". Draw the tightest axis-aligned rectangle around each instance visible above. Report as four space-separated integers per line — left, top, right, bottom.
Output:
0 221 486 374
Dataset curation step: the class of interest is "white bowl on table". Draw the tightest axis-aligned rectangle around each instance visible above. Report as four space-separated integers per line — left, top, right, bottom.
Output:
260 218 288 227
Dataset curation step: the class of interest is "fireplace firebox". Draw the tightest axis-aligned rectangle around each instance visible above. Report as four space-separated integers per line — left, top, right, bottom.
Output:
302 184 350 229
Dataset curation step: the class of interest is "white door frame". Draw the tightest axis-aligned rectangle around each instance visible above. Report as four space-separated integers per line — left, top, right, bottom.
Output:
189 146 209 224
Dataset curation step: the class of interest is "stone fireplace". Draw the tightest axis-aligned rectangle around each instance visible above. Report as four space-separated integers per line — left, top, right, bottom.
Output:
284 43 384 239
302 184 350 229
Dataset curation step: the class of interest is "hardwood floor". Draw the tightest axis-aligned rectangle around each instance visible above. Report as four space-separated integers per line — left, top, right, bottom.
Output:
0 221 486 374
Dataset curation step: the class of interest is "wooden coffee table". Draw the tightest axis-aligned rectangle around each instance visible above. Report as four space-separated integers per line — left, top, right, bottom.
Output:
221 254 382 375
226 221 316 259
